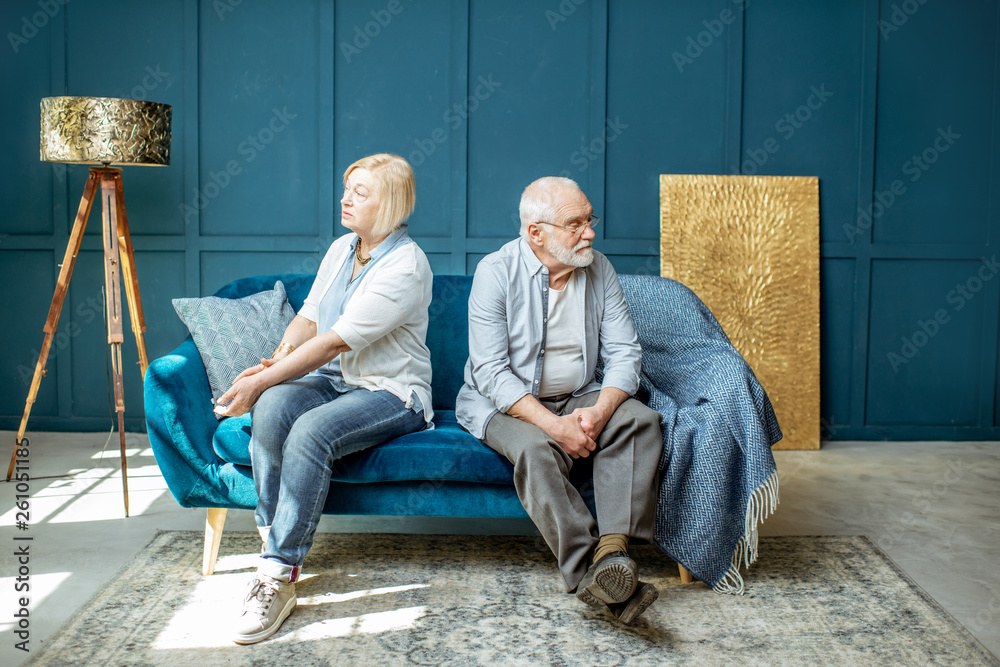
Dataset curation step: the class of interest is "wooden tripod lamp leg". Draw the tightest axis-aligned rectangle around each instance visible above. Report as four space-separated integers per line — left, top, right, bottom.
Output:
101 170 130 517
109 342 130 518
112 172 149 377
6 169 100 481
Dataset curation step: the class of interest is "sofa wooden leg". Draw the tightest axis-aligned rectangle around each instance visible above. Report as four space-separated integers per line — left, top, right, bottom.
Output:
202 507 227 576
678 564 694 583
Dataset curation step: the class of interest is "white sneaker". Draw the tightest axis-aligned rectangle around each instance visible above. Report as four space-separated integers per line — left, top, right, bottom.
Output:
232 573 297 644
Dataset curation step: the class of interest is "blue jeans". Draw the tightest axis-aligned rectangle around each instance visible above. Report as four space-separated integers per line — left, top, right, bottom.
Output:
249 374 425 581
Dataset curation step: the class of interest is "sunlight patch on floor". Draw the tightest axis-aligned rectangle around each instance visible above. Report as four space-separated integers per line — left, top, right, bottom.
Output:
298 583 430 605
46 486 167 523
0 468 169 525
0 572 71 634
151 573 247 649
88 447 153 460
277 606 428 641
2 445 166 526
1 470 112 524
151 573 428 649
214 551 260 574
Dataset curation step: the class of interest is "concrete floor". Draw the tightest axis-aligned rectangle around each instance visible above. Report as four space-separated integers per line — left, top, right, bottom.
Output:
0 431 998 665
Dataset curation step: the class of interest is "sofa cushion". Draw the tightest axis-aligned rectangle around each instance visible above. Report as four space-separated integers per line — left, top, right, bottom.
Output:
212 410 516 486
172 280 295 411
425 275 472 411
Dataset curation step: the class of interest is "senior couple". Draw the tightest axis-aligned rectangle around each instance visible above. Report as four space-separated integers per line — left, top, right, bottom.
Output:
214 153 663 644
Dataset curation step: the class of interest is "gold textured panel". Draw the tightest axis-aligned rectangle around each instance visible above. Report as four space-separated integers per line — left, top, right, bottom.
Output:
660 175 820 450
40 96 171 166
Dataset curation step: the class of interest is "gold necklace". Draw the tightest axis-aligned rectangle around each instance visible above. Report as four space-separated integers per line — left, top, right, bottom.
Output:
355 240 372 265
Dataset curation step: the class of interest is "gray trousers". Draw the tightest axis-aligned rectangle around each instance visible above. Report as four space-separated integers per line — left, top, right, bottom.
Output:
484 391 663 591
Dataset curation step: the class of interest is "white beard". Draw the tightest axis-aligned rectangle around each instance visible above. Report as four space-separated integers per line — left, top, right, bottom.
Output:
547 238 594 268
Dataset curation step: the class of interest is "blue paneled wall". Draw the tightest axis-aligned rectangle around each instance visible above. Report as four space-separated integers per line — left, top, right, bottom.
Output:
1 0 997 440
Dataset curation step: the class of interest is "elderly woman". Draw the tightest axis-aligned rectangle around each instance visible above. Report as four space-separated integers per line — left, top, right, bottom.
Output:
213 154 433 644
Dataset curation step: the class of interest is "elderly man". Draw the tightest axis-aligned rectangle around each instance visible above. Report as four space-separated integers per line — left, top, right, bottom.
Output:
456 176 663 623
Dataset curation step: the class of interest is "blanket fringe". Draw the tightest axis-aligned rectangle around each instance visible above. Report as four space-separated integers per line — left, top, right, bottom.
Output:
711 468 780 594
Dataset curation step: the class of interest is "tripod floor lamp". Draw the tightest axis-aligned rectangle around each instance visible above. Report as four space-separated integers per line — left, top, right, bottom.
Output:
6 96 172 516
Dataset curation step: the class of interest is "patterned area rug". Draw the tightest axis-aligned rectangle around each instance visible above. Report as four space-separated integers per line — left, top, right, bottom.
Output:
28 532 997 666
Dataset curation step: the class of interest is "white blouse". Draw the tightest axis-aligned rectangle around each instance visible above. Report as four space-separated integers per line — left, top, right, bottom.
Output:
299 232 434 423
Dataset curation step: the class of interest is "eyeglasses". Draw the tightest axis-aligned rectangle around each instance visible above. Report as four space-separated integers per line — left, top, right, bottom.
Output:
534 215 601 235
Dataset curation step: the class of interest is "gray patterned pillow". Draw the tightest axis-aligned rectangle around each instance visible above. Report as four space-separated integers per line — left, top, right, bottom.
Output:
172 281 296 417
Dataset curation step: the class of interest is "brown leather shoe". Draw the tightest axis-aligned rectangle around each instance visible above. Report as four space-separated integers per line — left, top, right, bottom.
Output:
575 551 638 606
609 581 658 624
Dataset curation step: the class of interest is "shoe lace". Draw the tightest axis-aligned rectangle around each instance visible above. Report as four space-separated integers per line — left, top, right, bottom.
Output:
243 578 278 617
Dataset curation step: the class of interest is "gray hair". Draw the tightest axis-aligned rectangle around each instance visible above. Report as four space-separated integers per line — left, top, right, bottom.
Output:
518 176 582 240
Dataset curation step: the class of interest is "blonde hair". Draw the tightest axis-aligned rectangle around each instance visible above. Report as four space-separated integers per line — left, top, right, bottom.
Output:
343 153 416 237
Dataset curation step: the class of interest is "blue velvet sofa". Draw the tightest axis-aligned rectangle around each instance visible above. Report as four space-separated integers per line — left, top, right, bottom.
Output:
147 274 540 574
144 272 691 579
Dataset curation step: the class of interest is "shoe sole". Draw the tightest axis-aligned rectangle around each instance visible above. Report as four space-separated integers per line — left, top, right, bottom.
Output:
616 583 658 624
233 597 297 645
576 585 610 610
589 558 637 604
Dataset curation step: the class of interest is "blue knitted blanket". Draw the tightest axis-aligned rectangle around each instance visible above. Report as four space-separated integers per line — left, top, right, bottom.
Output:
620 275 782 594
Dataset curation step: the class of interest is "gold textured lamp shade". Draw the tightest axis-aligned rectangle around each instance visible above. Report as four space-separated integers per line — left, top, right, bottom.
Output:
660 174 820 451
40 96 171 165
